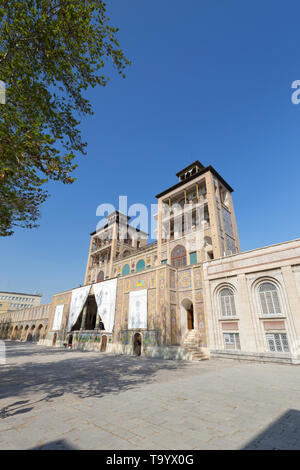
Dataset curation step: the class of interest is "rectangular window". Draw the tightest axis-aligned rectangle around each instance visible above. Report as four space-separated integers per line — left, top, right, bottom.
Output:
161 259 167 265
260 291 281 315
189 252 197 265
266 333 289 353
223 333 240 350
220 294 236 317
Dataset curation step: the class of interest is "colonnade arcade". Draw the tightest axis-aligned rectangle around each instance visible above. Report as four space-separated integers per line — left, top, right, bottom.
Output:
0 322 47 342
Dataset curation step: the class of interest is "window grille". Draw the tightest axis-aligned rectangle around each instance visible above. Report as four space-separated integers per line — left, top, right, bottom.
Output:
266 333 289 353
171 245 187 268
223 333 240 350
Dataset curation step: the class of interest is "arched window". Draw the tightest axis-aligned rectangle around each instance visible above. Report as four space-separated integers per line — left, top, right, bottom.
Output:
171 245 187 268
136 259 145 272
122 264 130 276
97 271 104 282
259 282 281 315
219 288 236 317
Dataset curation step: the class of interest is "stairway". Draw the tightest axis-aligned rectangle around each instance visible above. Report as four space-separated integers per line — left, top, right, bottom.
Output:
182 330 209 361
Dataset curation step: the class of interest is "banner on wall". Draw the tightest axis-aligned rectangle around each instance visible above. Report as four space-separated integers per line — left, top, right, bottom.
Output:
67 285 91 332
93 278 118 333
52 305 64 331
128 289 148 329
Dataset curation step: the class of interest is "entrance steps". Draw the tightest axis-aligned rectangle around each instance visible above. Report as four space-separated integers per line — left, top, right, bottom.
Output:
182 330 209 361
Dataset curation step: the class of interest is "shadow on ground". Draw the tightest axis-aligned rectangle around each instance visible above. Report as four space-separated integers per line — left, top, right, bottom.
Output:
242 409 300 450
2 340 70 359
0 342 188 415
0 400 34 418
30 439 79 450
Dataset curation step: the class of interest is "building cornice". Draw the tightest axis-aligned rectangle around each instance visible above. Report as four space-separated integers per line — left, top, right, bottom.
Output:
155 165 234 199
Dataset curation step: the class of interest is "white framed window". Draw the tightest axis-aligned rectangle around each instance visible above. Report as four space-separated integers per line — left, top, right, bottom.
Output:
266 333 289 353
219 288 236 317
223 333 240 350
259 282 282 316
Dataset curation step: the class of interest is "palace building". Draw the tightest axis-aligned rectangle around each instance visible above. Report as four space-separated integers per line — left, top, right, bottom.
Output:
1 161 300 364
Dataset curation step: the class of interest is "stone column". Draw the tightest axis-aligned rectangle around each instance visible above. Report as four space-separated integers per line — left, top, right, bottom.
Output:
80 304 88 330
109 223 118 278
237 274 258 352
205 172 222 259
95 313 101 329
281 266 300 355
228 192 241 252
157 199 162 264
84 235 94 285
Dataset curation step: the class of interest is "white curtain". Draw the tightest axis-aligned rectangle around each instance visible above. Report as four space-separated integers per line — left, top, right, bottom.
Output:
52 305 64 331
129 289 148 329
93 278 118 333
67 285 91 332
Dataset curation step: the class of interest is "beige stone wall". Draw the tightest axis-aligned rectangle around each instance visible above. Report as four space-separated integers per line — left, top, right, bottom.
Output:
0 301 9 313
203 239 300 360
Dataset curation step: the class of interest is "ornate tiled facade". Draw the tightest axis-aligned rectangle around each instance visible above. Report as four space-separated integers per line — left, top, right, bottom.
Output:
2 161 300 364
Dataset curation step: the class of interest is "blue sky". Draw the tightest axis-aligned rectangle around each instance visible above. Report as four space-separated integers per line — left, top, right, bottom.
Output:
1 0 300 303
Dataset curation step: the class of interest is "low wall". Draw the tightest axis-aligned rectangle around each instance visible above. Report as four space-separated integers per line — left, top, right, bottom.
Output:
107 343 203 361
211 349 300 365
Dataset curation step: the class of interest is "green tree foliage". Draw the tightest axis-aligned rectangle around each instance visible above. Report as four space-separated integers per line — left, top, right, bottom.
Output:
0 0 130 236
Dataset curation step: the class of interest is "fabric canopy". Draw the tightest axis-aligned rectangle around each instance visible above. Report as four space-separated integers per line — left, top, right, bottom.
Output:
93 278 118 333
67 285 91 332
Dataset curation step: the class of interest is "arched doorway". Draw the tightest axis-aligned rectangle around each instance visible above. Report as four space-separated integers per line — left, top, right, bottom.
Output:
35 325 43 342
68 334 73 348
187 304 194 330
100 335 107 352
18 326 23 340
171 245 187 268
8 326 13 339
27 325 35 342
180 299 194 337
23 325 29 341
12 326 18 340
133 333 142 356
52 333 57 346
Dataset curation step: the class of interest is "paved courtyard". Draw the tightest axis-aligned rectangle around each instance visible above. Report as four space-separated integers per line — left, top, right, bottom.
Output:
1 341 300 450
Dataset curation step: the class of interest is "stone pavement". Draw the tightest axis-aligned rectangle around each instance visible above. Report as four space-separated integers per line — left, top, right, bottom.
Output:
1 341 300 450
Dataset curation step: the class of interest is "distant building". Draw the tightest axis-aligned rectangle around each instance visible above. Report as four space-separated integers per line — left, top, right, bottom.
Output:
0 291 41 313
